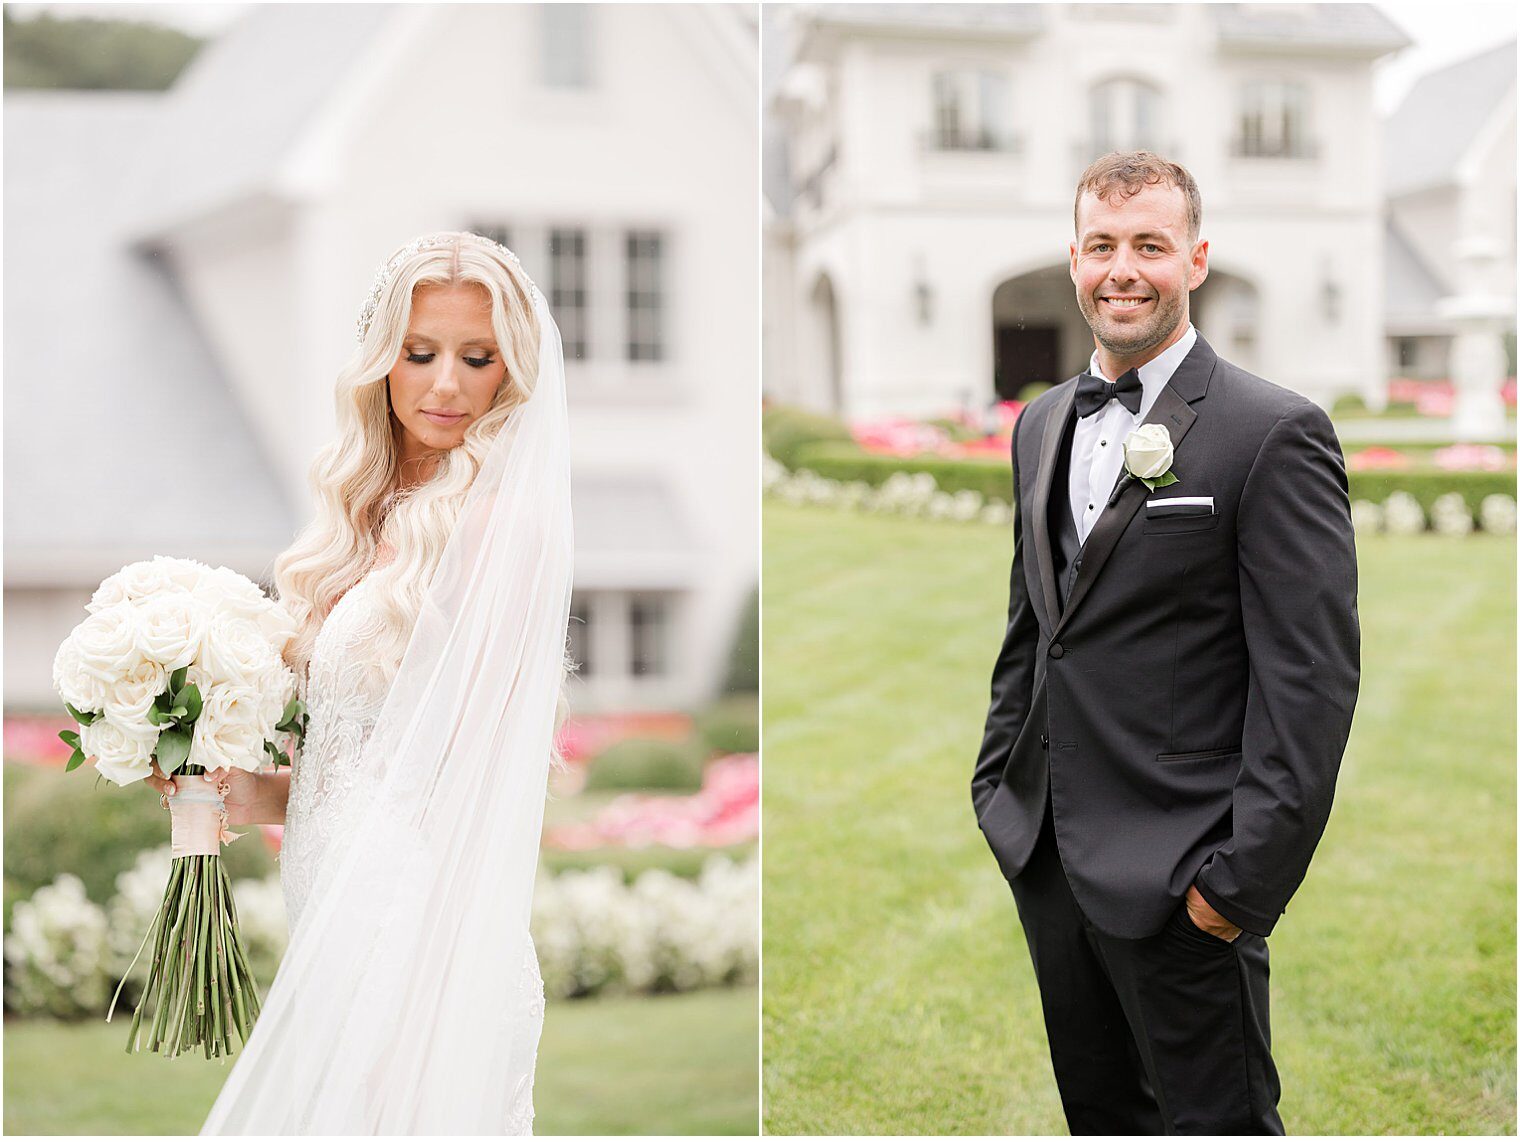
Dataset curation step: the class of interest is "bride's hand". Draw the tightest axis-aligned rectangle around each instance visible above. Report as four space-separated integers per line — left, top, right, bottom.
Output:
146 764 267 828
199 768 267 828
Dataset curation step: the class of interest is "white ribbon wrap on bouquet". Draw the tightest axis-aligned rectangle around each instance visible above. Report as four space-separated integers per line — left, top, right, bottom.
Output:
201 288 572 1134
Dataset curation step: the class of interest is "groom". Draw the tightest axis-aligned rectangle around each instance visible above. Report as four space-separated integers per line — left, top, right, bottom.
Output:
971 152 1360 1135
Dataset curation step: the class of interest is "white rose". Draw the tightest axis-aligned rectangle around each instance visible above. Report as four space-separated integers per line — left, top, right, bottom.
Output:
53 635 109 714
257 601 300 657
191 685 269 773
102 659 169 728
249 662 298 737
1123 423 1175 480
199 614 280 691
194 566 270 621
147 555 213 593
82 719 159 786
70 604 144 684
136 592 210 671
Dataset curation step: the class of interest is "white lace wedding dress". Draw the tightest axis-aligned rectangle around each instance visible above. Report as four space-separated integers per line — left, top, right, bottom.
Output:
278 574 546 1134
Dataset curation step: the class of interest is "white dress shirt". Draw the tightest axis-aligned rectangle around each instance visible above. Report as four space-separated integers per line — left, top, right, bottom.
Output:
1069 324 1198 544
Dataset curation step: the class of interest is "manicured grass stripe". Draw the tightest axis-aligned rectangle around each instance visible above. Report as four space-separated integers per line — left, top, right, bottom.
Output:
3 986 758 1135
761 503 1514 1135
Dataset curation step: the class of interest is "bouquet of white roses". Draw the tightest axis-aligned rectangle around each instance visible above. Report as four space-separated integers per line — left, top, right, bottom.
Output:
52 556 307 1059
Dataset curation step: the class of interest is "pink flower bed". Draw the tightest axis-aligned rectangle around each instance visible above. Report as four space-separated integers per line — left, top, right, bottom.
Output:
1348 447 1411 470
853 418 953 457
852 402 1023 461
4 714 75 767
554 712 693 764
544 753 758 851
1431 443 1514 471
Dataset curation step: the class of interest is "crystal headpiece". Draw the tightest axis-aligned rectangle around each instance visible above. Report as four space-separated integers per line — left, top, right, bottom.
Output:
355 231 542 344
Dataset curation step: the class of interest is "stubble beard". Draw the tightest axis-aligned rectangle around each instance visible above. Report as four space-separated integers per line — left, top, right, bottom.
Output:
1077 287 1186 360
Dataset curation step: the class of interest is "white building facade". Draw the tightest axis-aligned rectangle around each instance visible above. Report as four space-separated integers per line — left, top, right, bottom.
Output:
766 3 1409 420
4 4 759 713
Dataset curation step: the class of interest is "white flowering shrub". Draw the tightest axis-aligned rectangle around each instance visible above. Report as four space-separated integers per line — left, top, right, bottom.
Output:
980 501 1014 527
105 846 173 997
1382 491 1427 535
4 874 111 1017
1479 494 1517 535
6 852 758 1017
1350 499 1383 535
762 454 788 490
1430 492 1474 536
229 875 289 988
531 855 758 1000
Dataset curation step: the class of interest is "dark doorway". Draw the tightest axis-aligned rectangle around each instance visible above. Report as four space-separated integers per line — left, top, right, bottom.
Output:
994 325 1060 400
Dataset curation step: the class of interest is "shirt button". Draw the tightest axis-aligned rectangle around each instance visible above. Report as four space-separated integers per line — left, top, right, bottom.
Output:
1088 503 1093 510
1100 440 1107 446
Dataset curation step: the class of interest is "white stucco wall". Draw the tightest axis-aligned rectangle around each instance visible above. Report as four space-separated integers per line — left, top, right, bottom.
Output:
772 5 1394 418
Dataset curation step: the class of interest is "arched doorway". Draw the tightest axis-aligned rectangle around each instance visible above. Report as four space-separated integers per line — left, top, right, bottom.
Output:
990 266 1090 400
806 272 843 414
1191 270 1261 373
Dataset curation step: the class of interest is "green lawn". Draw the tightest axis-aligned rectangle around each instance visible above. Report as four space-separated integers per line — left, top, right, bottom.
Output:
761 502 1515 1135
4 986 758 1135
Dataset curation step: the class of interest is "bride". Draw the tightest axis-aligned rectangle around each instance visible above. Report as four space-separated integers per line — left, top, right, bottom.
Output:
148 232 573 1134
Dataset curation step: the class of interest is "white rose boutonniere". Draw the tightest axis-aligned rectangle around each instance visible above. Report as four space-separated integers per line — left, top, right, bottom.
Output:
1122 423 1180 491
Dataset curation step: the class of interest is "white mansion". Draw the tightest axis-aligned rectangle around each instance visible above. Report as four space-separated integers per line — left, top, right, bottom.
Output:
764 3 1420 419
4 4 759 713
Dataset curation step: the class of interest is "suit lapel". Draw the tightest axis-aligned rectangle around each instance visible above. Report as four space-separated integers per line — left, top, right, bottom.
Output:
1029 383 1075 632
1052 335 1218 640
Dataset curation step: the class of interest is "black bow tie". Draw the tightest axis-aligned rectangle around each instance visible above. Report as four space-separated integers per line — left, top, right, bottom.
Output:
1074 368 1142 418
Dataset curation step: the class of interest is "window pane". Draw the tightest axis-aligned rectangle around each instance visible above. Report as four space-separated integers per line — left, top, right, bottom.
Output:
569 592 592 677
550 228 588 359
625 230 664 361
629 593 668 677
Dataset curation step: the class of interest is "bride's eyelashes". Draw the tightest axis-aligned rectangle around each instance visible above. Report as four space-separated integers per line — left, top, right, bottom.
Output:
404 351 497 368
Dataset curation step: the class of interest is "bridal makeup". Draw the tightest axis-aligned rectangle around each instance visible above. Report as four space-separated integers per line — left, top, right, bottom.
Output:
388 281 506 462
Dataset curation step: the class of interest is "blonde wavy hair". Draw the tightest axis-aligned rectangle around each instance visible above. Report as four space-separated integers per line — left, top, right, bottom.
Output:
274 232 542 683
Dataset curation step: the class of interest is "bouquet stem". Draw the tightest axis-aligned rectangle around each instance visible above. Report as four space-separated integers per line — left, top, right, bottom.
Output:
111 764 263 1058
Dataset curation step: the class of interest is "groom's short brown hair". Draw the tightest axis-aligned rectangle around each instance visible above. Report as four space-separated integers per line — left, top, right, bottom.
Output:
1075 151 1202 242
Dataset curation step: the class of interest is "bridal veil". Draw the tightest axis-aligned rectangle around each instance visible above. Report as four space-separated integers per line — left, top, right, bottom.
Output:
202 255 572 1134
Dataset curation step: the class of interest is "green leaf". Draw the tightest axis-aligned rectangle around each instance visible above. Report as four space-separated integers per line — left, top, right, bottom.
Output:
147 707 166 726
156 728 192 772
58 728 80 747
65 749 87 773
170 666 189 693
63 702 100 726
168 706 188 719
1152 470 1180 488
177 684 202 723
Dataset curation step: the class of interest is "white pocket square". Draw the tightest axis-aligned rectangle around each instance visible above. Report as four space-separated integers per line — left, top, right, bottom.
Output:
1146 495 1215 518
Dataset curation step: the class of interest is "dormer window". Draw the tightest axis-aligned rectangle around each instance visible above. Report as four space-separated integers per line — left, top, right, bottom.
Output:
930 70 1012 151
1234 80 1314 159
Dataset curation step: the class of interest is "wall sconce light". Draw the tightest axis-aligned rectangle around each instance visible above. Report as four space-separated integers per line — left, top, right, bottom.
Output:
914 256 934 326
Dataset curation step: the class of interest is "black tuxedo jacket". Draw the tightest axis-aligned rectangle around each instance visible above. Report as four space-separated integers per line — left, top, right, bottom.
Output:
972 334 1360 938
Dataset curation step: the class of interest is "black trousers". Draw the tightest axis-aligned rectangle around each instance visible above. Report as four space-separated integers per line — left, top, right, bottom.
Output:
1008 804 1283 1136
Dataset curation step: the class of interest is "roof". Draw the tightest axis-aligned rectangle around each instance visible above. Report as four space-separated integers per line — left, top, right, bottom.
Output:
1383 217 1453 330
1212 4 1410 56
797 3 1045 38
3 92 296 580
124 3 394 240
1383 39 1517 197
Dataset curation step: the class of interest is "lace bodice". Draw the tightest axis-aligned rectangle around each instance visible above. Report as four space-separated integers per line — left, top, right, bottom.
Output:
280 577 390 927
277 575 544 1134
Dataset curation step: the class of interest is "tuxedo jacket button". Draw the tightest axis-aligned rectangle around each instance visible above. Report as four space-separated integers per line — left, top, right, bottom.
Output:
1049 643 1064 658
